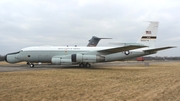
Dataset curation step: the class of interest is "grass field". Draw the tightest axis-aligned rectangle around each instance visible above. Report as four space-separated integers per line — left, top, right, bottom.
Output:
0 62 180 101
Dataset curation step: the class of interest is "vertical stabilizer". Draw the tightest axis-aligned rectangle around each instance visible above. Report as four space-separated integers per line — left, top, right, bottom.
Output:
87 36 112 47
137 22 159 48
87 36 101 47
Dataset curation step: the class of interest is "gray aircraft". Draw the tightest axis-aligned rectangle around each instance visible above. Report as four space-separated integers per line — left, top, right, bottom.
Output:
4 22 175 68
87 36 112 47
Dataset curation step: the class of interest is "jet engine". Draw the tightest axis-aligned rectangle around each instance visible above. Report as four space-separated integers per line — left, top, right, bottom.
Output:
51 58 72 65
71 54 105 62
51 54 105 65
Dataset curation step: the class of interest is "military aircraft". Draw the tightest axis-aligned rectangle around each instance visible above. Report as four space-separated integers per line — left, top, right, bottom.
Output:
4 22 175 68
87 36 112 47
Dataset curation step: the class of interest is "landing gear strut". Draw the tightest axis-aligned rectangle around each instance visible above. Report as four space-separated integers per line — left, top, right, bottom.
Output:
79 62 91 68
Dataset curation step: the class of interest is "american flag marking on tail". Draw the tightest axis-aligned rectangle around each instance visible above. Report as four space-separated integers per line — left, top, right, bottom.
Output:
146 31 151 34
141 36 157 39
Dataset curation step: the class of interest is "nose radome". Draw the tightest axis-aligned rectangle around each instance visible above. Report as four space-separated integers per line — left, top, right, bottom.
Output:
3 52 22 63
16 54 22 60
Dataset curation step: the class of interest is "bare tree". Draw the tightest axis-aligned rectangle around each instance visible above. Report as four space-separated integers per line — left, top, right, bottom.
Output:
0 55 5 61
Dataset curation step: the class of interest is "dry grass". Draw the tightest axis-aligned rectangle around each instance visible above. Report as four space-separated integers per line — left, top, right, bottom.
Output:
0 62 180 101
0 62 26 66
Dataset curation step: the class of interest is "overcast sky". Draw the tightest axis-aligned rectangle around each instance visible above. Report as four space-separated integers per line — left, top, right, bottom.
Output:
0 0 179 56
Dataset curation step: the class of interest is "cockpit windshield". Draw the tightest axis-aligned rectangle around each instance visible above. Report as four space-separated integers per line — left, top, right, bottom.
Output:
6 51 20 55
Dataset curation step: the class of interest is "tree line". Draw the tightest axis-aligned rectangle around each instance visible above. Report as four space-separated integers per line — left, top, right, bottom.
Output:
0 55 5 61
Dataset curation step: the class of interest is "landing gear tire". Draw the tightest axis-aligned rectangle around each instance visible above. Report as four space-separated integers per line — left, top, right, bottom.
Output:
85 63 91 68
79 63 84 68
79 62 91 68
30 64 34 68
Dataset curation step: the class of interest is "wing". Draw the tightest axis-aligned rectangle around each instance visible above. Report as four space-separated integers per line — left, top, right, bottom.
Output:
144 46 176 53
98 45 147 55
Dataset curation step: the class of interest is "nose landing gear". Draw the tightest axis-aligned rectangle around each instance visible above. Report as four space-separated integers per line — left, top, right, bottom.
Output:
27 62 34 68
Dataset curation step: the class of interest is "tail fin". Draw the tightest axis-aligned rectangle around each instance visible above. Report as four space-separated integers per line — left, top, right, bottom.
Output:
87 36 112 47
87 36 101 47
137 21 159 48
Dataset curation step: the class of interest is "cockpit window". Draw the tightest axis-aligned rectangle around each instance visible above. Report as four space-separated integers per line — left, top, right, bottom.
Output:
6 51 20 55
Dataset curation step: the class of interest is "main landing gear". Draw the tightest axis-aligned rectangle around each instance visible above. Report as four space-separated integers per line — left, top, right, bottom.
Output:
79 62 91 68
27 62 34 68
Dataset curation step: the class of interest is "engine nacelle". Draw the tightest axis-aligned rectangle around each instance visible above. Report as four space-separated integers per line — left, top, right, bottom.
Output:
51 54 105 65
51 58 72 65
71 54 105 63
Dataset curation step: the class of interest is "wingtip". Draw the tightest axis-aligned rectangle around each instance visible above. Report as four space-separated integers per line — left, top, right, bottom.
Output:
170 46 177 48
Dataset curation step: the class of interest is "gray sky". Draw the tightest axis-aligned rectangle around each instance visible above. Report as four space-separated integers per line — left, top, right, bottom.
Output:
0 0 179 56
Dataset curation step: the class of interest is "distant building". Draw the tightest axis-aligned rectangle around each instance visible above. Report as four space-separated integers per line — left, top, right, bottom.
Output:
136 57 144 61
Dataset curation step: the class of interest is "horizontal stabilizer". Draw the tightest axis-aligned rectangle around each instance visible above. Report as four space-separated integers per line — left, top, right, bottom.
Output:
92 36 112 40
98 45 147 55
144 46 176 52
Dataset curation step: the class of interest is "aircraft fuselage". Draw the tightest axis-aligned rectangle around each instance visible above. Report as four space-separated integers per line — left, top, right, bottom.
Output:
5 46 152 65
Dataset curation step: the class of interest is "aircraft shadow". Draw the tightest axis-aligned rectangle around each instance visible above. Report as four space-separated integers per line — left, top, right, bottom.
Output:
17 63 149 71
26 64 119 70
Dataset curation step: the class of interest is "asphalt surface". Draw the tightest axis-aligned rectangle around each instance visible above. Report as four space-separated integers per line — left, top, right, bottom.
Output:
0 61 179 72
